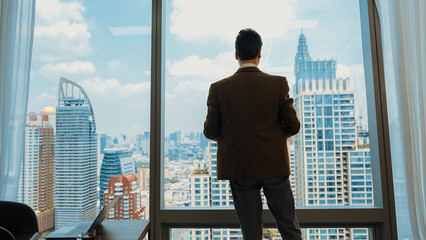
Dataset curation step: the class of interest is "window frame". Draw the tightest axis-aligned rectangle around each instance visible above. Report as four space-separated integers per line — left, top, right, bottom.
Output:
149 0 398 239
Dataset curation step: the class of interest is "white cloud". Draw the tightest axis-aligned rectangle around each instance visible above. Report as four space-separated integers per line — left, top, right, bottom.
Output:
170 0 318 42
35 0 85 24
168 52 238 79
174 79 211 94
168 53 297 93
33 0 91 62
336 64 351 78
79 77 150 99
143 70 151 76
39 61 95 78
263 65 294 73
108 59 125 70
262 64 295 87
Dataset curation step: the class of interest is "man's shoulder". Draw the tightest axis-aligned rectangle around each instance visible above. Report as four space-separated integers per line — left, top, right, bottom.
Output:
213 70 286 85
211 75 235 87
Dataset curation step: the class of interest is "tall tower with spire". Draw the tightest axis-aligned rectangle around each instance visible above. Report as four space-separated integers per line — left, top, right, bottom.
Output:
55 78 98 228
294 31 337 94
292 32 373 240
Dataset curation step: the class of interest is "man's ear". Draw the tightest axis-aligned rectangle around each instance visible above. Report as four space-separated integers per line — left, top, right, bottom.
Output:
258 48 262 59
235 53 239 60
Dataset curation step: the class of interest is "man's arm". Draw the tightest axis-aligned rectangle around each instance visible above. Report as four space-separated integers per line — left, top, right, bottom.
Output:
279 77 300 137
203 83 221 141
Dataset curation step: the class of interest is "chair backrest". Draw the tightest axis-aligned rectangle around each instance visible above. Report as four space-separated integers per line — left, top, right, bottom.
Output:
0 226 15 240
0 201 38 239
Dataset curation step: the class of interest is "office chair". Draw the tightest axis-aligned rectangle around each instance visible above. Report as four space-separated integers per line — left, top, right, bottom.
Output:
0 201 40 240
0 226 15 240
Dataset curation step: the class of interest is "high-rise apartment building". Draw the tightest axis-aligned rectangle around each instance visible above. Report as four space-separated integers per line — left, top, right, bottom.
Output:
99 148 136 207
104 174 144 220
288 142 297 201
208 142 234 208
188 142 243 239
18 111 55 233
189 171 210 207
18 116 39 209
349 150 373 205
55 78 98 228
293 32 372 240
37 115 55 232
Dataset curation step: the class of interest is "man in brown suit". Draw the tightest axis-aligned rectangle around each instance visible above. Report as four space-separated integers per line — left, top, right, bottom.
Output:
203 28 302 240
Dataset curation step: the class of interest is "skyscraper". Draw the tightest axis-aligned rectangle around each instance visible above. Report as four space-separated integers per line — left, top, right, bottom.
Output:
208 142 234 208
18 114 40 210
37 112 55 233
294 32 336 95
188 142 243 239
293 32 372 239
99 148 136 207
55 78 98 228
18 111 55 233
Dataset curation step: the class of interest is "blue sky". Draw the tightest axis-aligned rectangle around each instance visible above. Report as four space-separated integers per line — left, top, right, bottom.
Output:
28 0 368 137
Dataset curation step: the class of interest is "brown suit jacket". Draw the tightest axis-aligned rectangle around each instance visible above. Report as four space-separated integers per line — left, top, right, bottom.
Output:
203 67 300 180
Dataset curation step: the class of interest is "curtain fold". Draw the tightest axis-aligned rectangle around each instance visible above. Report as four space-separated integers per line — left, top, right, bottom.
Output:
377 0 426 239
0 0 36 200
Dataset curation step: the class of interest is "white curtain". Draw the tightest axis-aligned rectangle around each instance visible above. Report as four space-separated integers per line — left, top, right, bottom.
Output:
377 0 426 239
0 0 36 200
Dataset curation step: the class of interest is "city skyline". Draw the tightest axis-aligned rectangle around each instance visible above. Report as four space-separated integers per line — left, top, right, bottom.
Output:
19 1 374 238
28 0 367 136
169 32 372 239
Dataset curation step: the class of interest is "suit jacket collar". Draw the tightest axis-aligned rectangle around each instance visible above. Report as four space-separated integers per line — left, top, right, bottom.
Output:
235 67 261 74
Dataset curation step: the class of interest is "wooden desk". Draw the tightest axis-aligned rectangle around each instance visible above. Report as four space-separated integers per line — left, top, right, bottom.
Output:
45 220 150 240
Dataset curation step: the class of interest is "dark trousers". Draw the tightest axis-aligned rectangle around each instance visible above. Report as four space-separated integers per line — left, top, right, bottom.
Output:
230 176 302 240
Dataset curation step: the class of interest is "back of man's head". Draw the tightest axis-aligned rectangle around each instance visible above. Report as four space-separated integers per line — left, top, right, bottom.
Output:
235 28 263 61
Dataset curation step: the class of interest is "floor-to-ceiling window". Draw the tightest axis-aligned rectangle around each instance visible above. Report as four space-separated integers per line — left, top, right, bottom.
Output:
151 0 396 239
16 0 396 239
20 0 152 234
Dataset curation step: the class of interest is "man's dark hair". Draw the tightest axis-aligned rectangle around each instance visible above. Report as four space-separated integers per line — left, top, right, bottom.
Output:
235 28 263 61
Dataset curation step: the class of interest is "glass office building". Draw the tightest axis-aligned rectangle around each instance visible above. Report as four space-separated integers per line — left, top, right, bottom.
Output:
99 148 136 207
54 78 98 228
